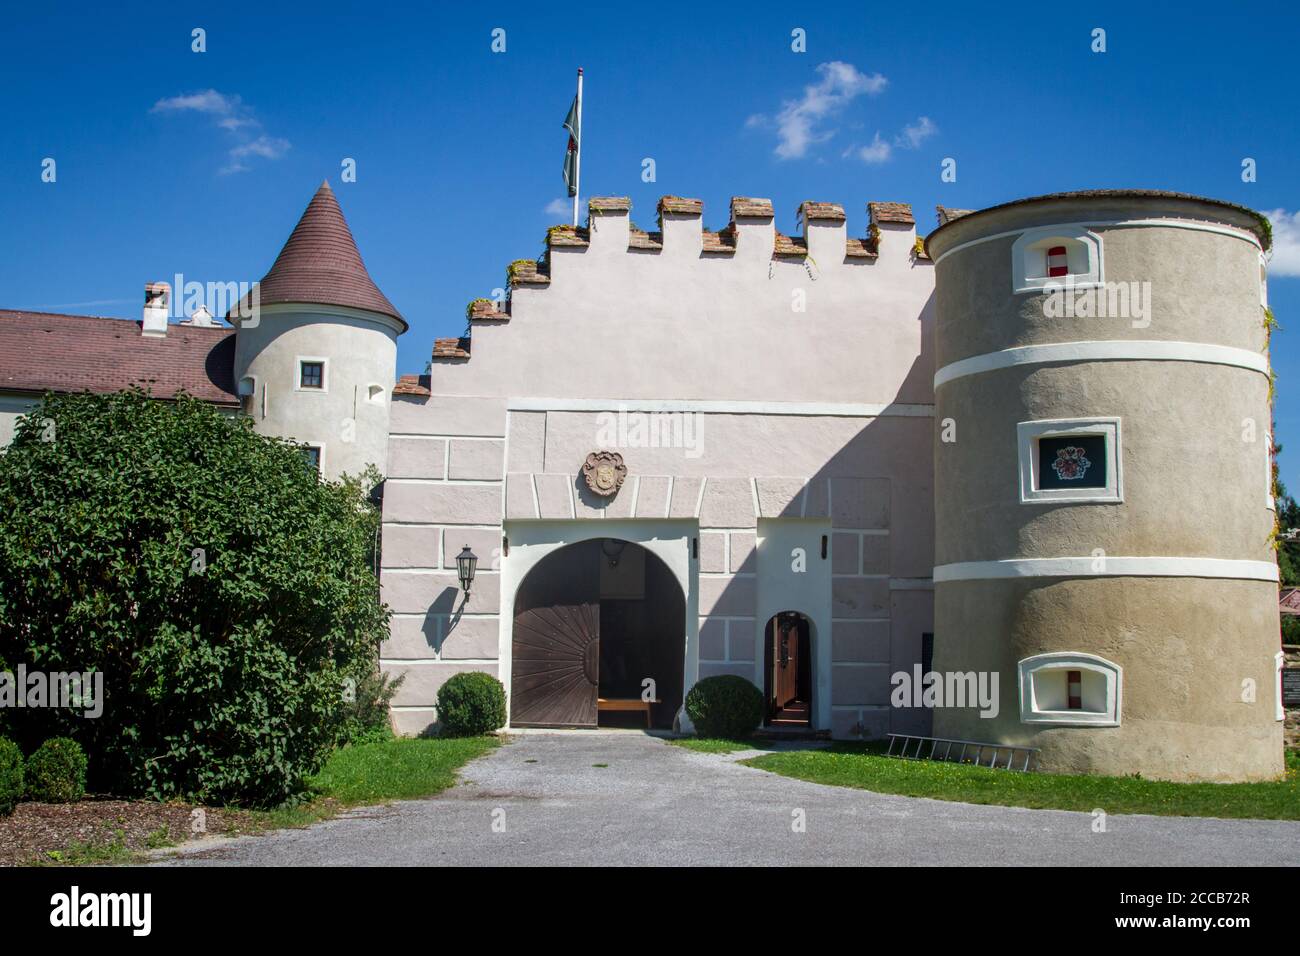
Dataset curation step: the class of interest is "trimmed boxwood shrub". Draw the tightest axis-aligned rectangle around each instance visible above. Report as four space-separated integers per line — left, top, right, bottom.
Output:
24 737 87 803
0 390 391 807
437 672 506 737
0 738 22 815
685 675 765 739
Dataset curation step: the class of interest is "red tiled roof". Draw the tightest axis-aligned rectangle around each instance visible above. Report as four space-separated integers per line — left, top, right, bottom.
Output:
250 181 405 328
0 310 238 405
392 373 431 397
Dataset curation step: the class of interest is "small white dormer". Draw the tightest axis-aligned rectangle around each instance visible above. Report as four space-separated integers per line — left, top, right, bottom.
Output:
1012 227 1103 294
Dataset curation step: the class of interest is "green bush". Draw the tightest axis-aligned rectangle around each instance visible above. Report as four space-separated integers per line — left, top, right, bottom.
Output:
24 737 87 803
685 675 765 739
0 738 22 815
338 668 404 747
0 390 391 807
436 672 506 737
1282 614 1300 645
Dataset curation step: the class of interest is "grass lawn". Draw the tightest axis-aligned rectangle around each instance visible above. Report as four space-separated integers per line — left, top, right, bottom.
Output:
668 737 775 754
9 735 499 864
740 743 1300 821
243 735 501 831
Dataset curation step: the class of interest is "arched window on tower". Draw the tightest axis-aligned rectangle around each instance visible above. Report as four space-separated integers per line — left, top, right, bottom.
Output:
1011 227 1102 293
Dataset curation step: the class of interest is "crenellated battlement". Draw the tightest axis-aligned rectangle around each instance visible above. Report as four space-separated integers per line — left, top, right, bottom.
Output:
442 195 931 366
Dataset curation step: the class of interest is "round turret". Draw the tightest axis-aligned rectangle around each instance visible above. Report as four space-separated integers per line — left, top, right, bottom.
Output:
231 181 404 479
926 191 1281 782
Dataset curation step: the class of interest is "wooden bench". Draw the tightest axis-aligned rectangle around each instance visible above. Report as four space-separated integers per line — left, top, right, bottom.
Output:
597 697 661 728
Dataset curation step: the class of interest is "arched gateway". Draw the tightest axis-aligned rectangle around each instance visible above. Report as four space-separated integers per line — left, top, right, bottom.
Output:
511 538 686 730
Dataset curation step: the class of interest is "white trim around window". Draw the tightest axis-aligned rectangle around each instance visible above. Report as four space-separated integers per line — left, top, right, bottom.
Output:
1011 226 1103 294
1018 417 1122 504
1276 651 1286 722
295 356 329 392
1019 651 1122 727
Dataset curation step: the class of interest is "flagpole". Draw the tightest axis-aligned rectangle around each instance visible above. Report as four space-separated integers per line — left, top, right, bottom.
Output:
572 67 583 227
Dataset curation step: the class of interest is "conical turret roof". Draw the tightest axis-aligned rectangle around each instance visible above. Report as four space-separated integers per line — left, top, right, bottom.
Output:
250 180 405 329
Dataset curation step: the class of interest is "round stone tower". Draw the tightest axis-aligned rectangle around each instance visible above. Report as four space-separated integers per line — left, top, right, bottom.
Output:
231 180 405 480
925 190 1281 782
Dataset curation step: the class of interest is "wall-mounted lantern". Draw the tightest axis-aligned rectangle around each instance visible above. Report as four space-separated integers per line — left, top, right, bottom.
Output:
456 545 478 596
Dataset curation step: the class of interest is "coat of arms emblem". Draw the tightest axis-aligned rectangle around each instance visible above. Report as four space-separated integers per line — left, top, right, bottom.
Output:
1051 445 1092 481
582 451 628 497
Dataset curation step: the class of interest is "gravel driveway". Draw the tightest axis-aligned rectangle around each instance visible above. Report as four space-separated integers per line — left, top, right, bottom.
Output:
155 734 1300 866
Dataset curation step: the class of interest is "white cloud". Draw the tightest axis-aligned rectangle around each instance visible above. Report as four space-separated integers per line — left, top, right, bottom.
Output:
750 61 887 160
152 89 288 174
152 90 254 130
845 116 939 165
1266 209 1300 277
220 136 292 175
895 116 937 149
544 197 577 217
854 133 892 164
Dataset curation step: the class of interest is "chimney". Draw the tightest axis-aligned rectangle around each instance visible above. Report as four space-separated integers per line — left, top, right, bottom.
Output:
181 304 216 327
142 282 170 337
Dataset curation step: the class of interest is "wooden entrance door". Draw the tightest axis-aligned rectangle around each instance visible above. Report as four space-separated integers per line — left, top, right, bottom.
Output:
773 617 799 708
511 603 600 727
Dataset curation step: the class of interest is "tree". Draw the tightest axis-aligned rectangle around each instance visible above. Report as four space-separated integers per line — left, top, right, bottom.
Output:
0 390 391 806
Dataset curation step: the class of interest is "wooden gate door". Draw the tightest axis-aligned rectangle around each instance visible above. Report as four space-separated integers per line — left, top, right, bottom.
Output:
775 618 798 708
511 603 600 727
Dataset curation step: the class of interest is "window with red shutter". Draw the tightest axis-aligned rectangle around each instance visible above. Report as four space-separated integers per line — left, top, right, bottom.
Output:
1047 245 1069 277
1067 670 1082 709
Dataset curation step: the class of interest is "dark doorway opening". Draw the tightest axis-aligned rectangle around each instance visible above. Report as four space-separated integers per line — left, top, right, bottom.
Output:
764 611 812 727
511 538 685 730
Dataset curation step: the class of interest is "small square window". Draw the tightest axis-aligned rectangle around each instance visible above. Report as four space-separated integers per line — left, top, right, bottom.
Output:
301 445 322 475
1018 418 1121 504
299 361 324 389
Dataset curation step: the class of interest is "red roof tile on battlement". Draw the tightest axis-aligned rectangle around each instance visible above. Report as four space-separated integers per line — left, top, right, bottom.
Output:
0 310 238 404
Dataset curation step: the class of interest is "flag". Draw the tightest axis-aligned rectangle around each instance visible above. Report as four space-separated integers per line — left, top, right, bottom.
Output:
562 94 580 198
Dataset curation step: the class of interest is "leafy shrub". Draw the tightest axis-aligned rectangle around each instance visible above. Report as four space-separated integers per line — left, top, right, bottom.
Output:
338 668 404 747
685 675 765 739
0 390 391 807
0 738 22 815
436 672 506 737
24 737 87 803
1282 614 1300 645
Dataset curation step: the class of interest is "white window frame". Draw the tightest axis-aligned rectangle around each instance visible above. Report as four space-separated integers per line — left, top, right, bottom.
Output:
1260 252 1269 308
1018 651 1122 727
1018 417 1122 504
1011 226 1104 294
365 383 386 406
296 356 329 393
1276 651 1286 722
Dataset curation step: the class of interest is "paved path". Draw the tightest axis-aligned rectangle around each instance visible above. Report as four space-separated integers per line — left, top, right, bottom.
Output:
157 734 1300 866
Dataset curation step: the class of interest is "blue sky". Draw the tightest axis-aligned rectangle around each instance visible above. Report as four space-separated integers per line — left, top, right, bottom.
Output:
3 1 1299 487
